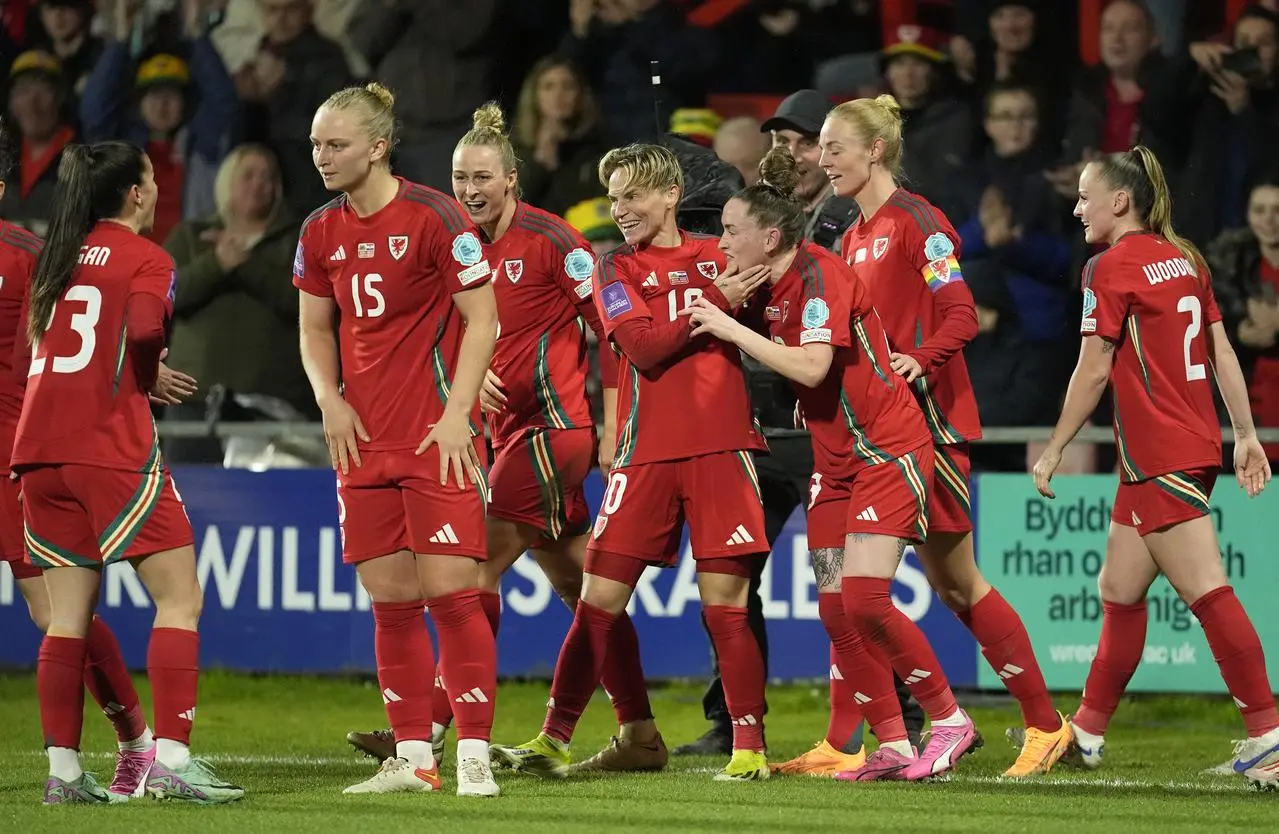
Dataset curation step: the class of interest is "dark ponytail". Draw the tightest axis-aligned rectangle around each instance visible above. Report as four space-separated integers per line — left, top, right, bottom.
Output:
731 145 807 252
28 142 148 343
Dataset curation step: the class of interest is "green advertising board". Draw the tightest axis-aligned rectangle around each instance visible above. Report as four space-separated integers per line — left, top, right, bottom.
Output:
976 473 1276 693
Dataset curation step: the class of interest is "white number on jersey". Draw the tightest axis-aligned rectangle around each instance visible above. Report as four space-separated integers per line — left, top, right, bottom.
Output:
29 284 102 376
1177 295 1207 382
808 472 823 510
350 273 386 318
666 288 703 321
602 471 628 515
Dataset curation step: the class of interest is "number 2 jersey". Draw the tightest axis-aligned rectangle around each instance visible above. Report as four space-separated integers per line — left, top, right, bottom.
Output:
485 201 616 445
593 232 765 466
1081 232 1222 482
12 222 175 471
293 178 491 451
0 221 42 474
761 242 930 481
841 188 982 446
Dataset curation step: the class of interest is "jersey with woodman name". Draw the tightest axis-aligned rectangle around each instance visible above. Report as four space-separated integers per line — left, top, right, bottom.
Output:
593 232 765 466
12 223 175 471
1081 232 1223 482
293 178 492 452
0 221 42 473
841 188 982 445
764 242 930 480
485 201 615 445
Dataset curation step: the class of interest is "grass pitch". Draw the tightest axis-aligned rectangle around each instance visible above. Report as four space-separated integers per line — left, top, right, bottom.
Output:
0 672 1273 833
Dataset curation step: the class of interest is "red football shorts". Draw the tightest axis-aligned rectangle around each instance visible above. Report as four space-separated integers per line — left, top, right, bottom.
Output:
807 443 934 547
21 464 194 568
488 426 592 541
0 473 40 579
1111 468 1217 536
927 442 973 534
337 443 488 563
586 451 767 575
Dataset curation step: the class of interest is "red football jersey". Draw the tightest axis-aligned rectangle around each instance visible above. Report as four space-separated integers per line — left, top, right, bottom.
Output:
0 221 42 473
485 201 609 445
12 223 175 471
293 179 492 452
1081 232 1223 481
594 231 765 466
841 188 982 444
765 243 931 480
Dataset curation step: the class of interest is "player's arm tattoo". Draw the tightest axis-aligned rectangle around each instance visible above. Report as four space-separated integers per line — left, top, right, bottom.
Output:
1100 339 1115 353
896 537 907 563
844 535 907 565
810 547 845 587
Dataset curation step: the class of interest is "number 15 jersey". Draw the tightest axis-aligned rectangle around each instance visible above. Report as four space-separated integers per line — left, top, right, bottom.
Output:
293 178 492 452
1081 232 1222 482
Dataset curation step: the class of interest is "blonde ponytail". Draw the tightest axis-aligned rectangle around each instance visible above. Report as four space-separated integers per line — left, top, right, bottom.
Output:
1131 145 1205 274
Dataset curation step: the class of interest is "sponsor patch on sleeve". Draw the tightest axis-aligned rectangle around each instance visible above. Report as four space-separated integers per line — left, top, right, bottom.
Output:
600 282 633 320
458 260 492 286
921 256 963 292
800 327 832 345
573 278 593 300
1080 286 1098 333
564 247 594 281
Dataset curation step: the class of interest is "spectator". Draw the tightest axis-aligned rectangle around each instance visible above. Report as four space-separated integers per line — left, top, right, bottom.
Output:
1180 4 1279 246
79 3 239 243
701 0 817 95
759 89 859 252
950 1 1070 149
1047 0 1190 200
349 0 497 192
27 0 100 106
879 25 974 219
559 0 720 143
565 195 623 257
511 55 607 217
955 83 1074 468
1208 177 1279 463
212 0 369 77
163 143 313 463
0 50 74 236
233 0 354 217
713 115 769 186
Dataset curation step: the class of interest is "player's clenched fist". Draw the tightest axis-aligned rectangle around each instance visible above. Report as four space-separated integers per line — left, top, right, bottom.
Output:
320 396 369 475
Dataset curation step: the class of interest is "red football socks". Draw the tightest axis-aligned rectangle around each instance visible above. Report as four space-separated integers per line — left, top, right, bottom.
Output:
372 601 434 743
1074 600 1146 736
428 589 497 742
1192 586 1279 737
147 627 200 745
83 616 148 743
601 611 654 725
703 605 766 752
432 589 501 730
39 635 88 749
842 576 958 721
818 591 905 746
543 601 616 744
958 589 1059 731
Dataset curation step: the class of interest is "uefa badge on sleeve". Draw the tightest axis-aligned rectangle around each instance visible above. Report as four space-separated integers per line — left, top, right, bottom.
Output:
1081 287 1098 333
923 232 954 262
564 247 594 281
450 231 483 266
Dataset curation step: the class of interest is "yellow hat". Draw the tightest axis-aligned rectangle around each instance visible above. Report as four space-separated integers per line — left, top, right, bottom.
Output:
565 197 619 243
136 54 190 90
669 108 722 146
10 50 62 81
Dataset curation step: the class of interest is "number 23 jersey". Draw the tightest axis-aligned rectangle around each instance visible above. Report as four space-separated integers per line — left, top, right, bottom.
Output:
293 178 492 452
1081 232 1222 482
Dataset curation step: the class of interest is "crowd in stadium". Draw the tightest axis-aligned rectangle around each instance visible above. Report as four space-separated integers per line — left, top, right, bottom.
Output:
1 0 1278 806
0 0 1275 471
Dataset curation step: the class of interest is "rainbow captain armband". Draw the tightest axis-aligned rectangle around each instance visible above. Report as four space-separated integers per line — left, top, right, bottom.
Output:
922 256 963 292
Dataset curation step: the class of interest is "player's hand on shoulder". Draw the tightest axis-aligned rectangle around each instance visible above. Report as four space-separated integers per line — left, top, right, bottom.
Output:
889 352 923 383
319 394 370 475
714 263 770 309
417 411 481 489
1233 437 1271 499
480 369 508 415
